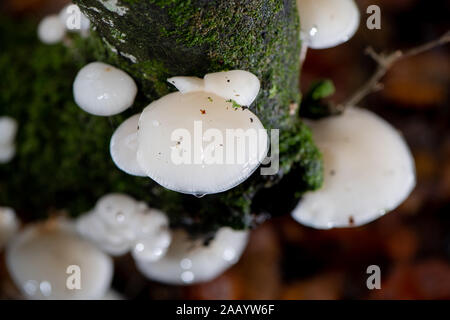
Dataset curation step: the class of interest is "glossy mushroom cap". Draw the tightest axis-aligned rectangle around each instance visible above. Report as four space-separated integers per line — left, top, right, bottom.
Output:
292 107 416 229
137 91 268 195
37 15 66 44
6 218 113 299
73 62 137 116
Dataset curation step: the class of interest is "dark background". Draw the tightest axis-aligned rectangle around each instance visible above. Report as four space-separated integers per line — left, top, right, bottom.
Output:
0 0 449 299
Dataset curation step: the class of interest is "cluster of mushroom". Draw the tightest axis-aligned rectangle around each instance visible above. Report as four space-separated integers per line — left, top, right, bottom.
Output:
73 63 268 196
37 4 90 44
76 193 172 262
5 217 119 299
76 193 250 285
0 116 18 164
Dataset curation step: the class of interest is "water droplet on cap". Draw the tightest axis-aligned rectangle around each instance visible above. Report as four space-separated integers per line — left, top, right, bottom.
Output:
181 271 194 283
40 281 52 297
309 25 318 37
23 280 38 296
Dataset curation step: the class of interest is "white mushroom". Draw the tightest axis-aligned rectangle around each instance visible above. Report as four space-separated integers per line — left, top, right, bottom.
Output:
73 62 137 116
37 15 66 44
6 218 113 299
110 114 146 177
296 0 360 49
137 71 268 196
77 193 171 259
0 207 19 250
59 4 90 33
135 227 249 285
292 107 416 229
0 116 18 164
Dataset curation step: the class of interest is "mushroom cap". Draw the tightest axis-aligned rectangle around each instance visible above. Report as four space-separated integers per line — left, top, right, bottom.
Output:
110 114 147 177
0 207 19 250
297 0 360 49
0 116 18 145
6 218 113 299
0 144 16 164
204 70 260 106
137 91 268 195
135 227 249 285
73 62 137 116
292 107 416 229
94 193 140 226
37 15 66 44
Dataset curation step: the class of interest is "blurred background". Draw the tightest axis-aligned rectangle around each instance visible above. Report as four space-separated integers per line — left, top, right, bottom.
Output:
0 0 449 299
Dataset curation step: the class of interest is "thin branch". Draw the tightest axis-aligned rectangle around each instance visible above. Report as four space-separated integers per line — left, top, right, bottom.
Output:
341 30 450 109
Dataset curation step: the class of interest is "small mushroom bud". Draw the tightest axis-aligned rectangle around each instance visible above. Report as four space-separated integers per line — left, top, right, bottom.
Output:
73 62 137 116
135 227 249 285
110 114 146 177
292 107 416 229
6 218 113 299
297 0 360 49
0 207 19 250
37 15 66 44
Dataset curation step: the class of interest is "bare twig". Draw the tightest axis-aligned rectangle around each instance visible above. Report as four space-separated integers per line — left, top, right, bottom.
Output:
341 30 450 109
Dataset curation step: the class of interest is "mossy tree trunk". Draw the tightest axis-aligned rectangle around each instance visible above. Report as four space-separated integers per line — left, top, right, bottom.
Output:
0 1 322 236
